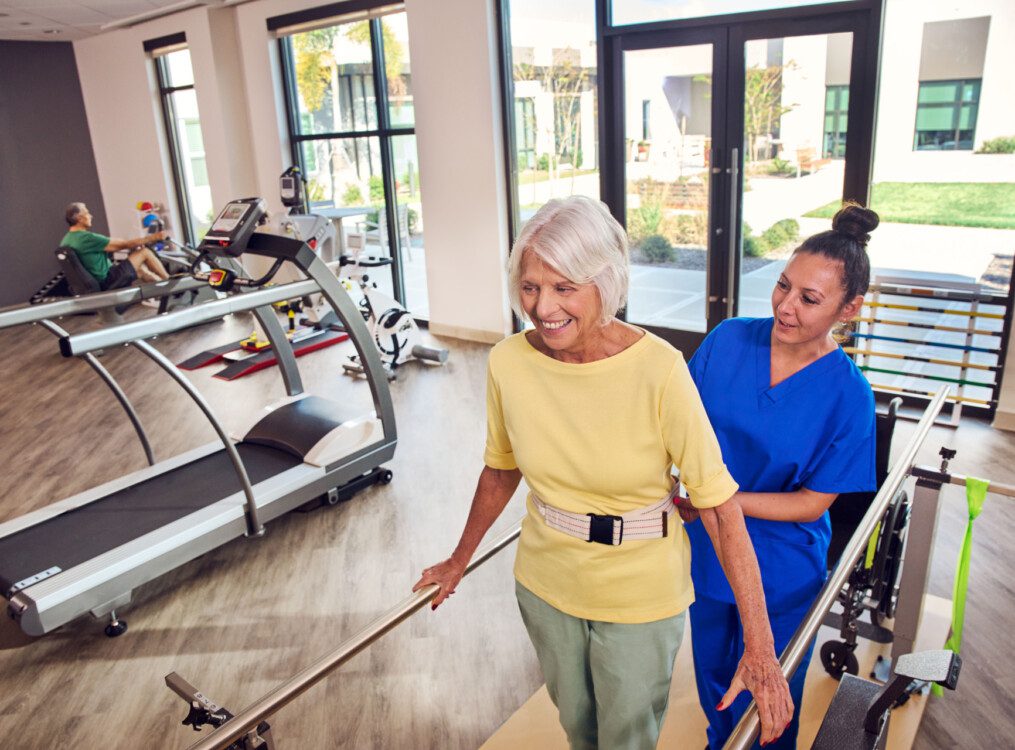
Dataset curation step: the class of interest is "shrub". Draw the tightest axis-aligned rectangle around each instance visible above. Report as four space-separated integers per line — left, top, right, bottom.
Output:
369 175 385 202
640 234 674 263
670 213 708 247
743 234 764 257
407 207 419 234
771 218 800 242
767 157 795 176
537 153 551 171
742 223 765 257
627 196 665 244
342 184 364 205
976 136 1015 154
760 218 800 252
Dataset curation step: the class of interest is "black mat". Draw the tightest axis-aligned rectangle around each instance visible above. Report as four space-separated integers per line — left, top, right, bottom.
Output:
0 443 302 595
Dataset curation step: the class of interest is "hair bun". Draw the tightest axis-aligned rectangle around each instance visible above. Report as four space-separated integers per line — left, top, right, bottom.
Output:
831 202 879 246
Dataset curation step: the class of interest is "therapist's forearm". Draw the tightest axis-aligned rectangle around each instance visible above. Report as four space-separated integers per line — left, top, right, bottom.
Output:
700 501 775 652
734 489 837 524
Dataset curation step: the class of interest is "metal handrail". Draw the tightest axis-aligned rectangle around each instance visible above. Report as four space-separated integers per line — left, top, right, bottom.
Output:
184 520 524 750
59 277 321 356
722 386 950 750
0 276 209 330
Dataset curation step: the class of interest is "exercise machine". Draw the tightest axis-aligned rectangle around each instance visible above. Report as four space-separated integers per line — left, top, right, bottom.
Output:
0 197 397 638
272 166 448 377
339 248 449 378
811 649 960 750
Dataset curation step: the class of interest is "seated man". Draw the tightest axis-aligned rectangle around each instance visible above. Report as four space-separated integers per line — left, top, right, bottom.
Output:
61 202 170 290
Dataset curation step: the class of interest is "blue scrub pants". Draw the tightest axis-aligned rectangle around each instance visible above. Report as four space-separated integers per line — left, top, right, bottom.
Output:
516 582 686 750
689 595 816 750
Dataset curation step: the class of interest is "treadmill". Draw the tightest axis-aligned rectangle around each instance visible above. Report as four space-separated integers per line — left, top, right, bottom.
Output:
0 198 397 637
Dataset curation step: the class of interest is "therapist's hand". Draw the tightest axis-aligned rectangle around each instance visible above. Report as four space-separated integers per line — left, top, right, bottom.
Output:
674 496 699 523
719 647 793 745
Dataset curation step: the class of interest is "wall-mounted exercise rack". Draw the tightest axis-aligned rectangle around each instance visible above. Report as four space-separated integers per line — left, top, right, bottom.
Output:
845 275 1011 426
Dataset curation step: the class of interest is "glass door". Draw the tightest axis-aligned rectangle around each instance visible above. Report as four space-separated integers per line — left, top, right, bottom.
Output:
621 38 724 341
735 31 855 319
605 6 880 353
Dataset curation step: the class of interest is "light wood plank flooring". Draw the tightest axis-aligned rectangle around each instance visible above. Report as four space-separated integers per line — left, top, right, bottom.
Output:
0 309 1010 748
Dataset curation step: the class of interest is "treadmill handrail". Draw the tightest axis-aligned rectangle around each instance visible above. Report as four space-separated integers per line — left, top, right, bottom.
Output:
59 277 320 356
0 276 209 331
37 319 155 467
131 339 264 538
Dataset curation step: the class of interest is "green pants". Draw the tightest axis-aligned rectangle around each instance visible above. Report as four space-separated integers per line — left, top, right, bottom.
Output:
516 582 686 750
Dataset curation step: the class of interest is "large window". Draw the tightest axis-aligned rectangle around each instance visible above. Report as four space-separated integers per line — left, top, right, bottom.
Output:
505 0 599 232
913 79 980 151
279 9 428 316
154 47 212 245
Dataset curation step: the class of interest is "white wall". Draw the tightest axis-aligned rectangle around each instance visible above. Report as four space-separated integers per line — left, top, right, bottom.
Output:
873 0 1015 183
404 0 512 341
73 6 256 240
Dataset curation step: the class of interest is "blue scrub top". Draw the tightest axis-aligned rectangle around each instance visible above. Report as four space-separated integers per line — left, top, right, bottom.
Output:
686 317 876 606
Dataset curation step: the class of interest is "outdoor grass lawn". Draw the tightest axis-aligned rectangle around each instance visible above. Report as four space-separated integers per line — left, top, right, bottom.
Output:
805 182 1015 229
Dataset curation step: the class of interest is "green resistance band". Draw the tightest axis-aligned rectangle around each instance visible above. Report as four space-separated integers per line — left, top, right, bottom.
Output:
931 475 989 697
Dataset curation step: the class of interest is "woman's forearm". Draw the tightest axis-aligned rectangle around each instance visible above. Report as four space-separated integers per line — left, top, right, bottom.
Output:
700 501 774 652
734 488 836 524
451 466 522 564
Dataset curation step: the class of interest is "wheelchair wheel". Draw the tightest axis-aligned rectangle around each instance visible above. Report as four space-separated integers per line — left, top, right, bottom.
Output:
874 489 910 621
820 640 859 680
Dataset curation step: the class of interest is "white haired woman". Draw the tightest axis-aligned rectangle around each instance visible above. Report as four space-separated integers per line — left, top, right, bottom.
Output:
414 196 792 749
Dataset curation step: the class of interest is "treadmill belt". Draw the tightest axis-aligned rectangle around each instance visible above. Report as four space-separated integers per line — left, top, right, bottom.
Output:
0 443 303 595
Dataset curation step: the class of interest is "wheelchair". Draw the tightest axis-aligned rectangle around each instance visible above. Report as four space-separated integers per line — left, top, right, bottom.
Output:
820 397 909 679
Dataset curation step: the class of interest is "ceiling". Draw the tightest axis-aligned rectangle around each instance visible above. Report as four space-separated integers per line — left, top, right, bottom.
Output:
0 1 226 42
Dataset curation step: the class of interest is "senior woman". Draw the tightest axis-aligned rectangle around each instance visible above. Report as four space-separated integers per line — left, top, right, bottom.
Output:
414 196 791 749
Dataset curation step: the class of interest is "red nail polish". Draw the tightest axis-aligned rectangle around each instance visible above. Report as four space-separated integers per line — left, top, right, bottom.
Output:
715 702 723 710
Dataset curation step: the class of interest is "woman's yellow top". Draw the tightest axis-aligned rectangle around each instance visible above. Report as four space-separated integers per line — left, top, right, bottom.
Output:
484 330 738 623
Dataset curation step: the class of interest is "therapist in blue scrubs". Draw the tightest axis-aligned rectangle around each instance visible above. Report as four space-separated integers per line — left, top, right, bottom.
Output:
682 203 878 749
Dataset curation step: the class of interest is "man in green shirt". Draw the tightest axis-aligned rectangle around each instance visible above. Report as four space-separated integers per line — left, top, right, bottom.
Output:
61 202 170 291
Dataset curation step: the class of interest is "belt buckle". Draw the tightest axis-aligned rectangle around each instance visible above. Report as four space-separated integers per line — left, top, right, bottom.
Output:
587 513 622 545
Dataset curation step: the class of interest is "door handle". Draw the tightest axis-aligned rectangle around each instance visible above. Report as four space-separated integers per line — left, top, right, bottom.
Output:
726 147 739 318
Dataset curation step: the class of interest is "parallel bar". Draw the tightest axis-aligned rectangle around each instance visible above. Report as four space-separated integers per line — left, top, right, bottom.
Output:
60 278 319 356
911 466 1015 499
0 276 208 330
37 319 156 467
722 387 949 750
184 521 523 750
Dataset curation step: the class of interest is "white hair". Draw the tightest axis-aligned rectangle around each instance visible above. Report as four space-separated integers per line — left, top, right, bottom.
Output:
507 196 629 325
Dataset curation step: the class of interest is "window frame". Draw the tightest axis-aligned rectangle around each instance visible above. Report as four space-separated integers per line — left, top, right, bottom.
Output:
154 48 203 247
278 14 416 306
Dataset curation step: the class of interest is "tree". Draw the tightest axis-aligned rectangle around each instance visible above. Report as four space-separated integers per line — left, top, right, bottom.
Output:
743 63 796 163
514 47 593 195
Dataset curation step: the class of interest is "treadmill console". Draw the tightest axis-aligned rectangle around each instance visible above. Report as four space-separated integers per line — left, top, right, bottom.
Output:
197 198 266 257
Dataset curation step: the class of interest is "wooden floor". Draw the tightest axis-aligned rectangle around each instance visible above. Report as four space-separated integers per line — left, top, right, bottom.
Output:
0 309 1011 749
